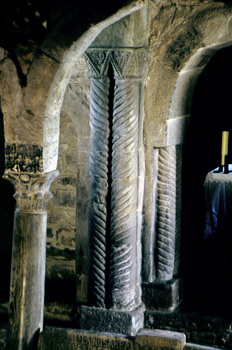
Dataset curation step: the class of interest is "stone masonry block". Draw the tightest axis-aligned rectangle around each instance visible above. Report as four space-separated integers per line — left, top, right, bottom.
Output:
80 304 145 336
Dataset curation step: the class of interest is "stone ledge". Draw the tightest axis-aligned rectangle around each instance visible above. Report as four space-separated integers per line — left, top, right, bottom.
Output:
0 325 227 350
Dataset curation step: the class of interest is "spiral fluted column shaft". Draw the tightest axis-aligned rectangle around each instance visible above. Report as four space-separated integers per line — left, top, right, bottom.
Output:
156 146 176 281
88 77 110 308
110 78 139 310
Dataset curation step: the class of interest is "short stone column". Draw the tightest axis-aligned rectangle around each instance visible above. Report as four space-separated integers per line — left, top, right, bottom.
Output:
142 145 183 311
4 170 58 350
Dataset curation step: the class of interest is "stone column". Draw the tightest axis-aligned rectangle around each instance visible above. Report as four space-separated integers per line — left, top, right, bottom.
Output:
81 48 146 335
84 50 110 308
142 145 182 311
4 170 58 350
109 49 144 311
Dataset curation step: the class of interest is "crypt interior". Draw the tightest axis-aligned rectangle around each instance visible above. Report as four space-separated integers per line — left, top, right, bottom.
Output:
1 0 232 349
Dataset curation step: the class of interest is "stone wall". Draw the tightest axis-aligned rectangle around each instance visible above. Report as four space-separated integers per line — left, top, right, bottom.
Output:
2 0 232 348
46 56 90 304
43 0 232 315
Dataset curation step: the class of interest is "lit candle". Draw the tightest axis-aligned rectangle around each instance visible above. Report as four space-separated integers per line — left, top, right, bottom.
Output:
221 131 229 166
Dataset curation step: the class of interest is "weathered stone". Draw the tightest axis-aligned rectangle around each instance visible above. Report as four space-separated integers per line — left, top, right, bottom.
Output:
39 326 134 350
4 171 58 350
185 344 223 350
85 47 145 312
52 190 76 207
3 1 232 349
80 304 145 336
166 117 190 146
5 143 43 173
0 58 23 137
136 329 186 350
142 278 183 311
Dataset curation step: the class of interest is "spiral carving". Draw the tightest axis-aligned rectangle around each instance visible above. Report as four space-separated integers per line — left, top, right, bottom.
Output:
88 77 110 308
156 146 176 281
174 145 182 276
110 79 139 310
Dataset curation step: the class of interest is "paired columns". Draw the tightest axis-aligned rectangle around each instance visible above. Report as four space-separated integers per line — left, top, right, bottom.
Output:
81 48 146 334
4 170 58 350
84 48 182 316
3 47 182 347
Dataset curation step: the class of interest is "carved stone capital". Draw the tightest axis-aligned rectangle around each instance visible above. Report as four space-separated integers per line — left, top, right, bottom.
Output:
85 48 149 80
110 48 147 79
84 50 110 79
3 170 59 212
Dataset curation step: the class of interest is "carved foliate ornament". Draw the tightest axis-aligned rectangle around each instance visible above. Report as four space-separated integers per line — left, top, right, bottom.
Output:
3 170 59 212
5 143 43 173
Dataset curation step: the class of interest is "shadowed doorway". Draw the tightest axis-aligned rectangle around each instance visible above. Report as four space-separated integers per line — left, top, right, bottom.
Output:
182 45 232 316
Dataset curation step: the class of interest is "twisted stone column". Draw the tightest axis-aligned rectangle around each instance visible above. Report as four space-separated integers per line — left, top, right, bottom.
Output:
81 48 146 335
4 170 58 350
109 49 144 310
156 146 177 281
155 145 182 282
142 145 182 311
84 51 110 308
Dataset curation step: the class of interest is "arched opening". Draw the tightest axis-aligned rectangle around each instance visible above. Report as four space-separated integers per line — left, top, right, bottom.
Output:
39 3 146 326
182 45 232 316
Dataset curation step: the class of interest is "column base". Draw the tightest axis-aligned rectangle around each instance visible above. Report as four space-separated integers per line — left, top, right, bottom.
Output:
142 278 182 311
80 304 145 336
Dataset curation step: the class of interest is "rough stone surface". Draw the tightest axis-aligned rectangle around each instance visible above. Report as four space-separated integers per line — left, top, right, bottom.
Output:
4 171 58 350
144 311 232 349
142 278 183 312
46 105 78 284
39 326 134 350
80 304 145 336
136 329 186 350
5 143 43 173
2 1 232 349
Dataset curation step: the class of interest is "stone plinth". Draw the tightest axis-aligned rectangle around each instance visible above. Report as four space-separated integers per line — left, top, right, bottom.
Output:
39 326 134 350
142 278 182 311
39 326 187 350
136 329 186 350
80 304 145 336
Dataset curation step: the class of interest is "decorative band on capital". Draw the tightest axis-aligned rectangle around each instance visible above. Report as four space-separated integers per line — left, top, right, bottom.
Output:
85 48 147 79
5 143 43 173
3 170 59 212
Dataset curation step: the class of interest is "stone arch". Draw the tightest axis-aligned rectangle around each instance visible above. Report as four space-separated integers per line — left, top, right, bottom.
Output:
142 3 232 311
0 1 145 175
177 42 232 313
167 41 232 145
42 1 145 173
168 49 232 309
43 0 147 307
2 3 148 347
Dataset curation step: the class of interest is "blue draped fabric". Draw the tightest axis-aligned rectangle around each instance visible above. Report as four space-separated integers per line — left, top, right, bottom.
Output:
204 167 232 239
